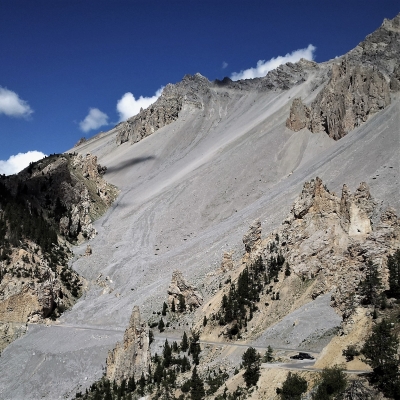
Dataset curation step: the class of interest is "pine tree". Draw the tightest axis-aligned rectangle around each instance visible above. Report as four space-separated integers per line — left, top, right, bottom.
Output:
190 366 205 400
171 298 176 312
158 318 165 332
181 331 189 352
163 339 172 368
279 372 307 400
361 319 400 398
162 301 168 316
263 345 274 362
138 372 146 396
388 249 400 298
189 331 201 365
242 347 261 387
359 260 382 306
178 294 186 312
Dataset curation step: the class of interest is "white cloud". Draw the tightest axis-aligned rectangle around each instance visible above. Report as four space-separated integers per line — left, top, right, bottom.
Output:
79 108 109 132
230 44 316 81
116 87 164 122
222 61 228 69
0 87 33 118
0 151 46 175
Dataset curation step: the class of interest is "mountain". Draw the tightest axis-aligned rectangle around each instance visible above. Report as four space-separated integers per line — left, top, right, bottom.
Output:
0 13 399 400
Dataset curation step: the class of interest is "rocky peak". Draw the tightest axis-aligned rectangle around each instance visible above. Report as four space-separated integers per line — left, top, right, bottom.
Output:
115 73 214 146
167 270 203 310
286 59 390 139
346 13 400 80
106 306 151 384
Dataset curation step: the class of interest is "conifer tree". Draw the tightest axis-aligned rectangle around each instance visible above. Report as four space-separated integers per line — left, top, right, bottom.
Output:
242 347 261 387
181 331 189 352
158 318 165 332
171 298 176 312
359 260 382 306
190 366 205 400
388 249 400 298
361 319 400 398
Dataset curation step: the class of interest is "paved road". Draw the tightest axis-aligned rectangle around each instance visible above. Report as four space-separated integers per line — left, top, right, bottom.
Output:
262 361 370 375
35 323 371 375
47 323 319 355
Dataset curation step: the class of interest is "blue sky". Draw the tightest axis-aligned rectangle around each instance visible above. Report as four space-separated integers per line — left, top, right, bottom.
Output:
0 0 398 174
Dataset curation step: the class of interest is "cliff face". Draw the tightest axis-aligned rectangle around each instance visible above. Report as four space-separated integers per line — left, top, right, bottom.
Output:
346 13 400 79
0 153 117 350
115 73 211 146
286 14 399 139
286 60 391 139
106 306 151 384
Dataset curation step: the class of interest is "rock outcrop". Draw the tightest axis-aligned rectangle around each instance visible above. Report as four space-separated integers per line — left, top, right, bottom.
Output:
275 177 399 317
346 13 400 81
116 86 182 145
234 178 400 328
6 153 118 242
116 73 211 146
285 97 311 131
0 241 82 350
287 60 391 139
220 252 234 272
74 137 87 147
167 270 203 310
243 220 262 253
106 306 150 384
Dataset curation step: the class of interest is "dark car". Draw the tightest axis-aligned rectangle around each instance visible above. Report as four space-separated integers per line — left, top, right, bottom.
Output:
290 352 315 360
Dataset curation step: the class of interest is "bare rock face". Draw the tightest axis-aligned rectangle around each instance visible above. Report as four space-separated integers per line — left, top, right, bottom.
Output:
285 14 400 139
116 73 211 146
56 153 117 242
167 270 203 310
390 64 400 91
287 61 391 140
275 177 400 318
243 220 262 253
286 98 310 131
116 85 182 145
0 242 82 350
221 252 234 272
309 61 390 140
346 13 400 80
106 306 150 384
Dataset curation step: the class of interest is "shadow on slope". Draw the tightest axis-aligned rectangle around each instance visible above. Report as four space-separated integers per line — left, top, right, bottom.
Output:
105 156 155 174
